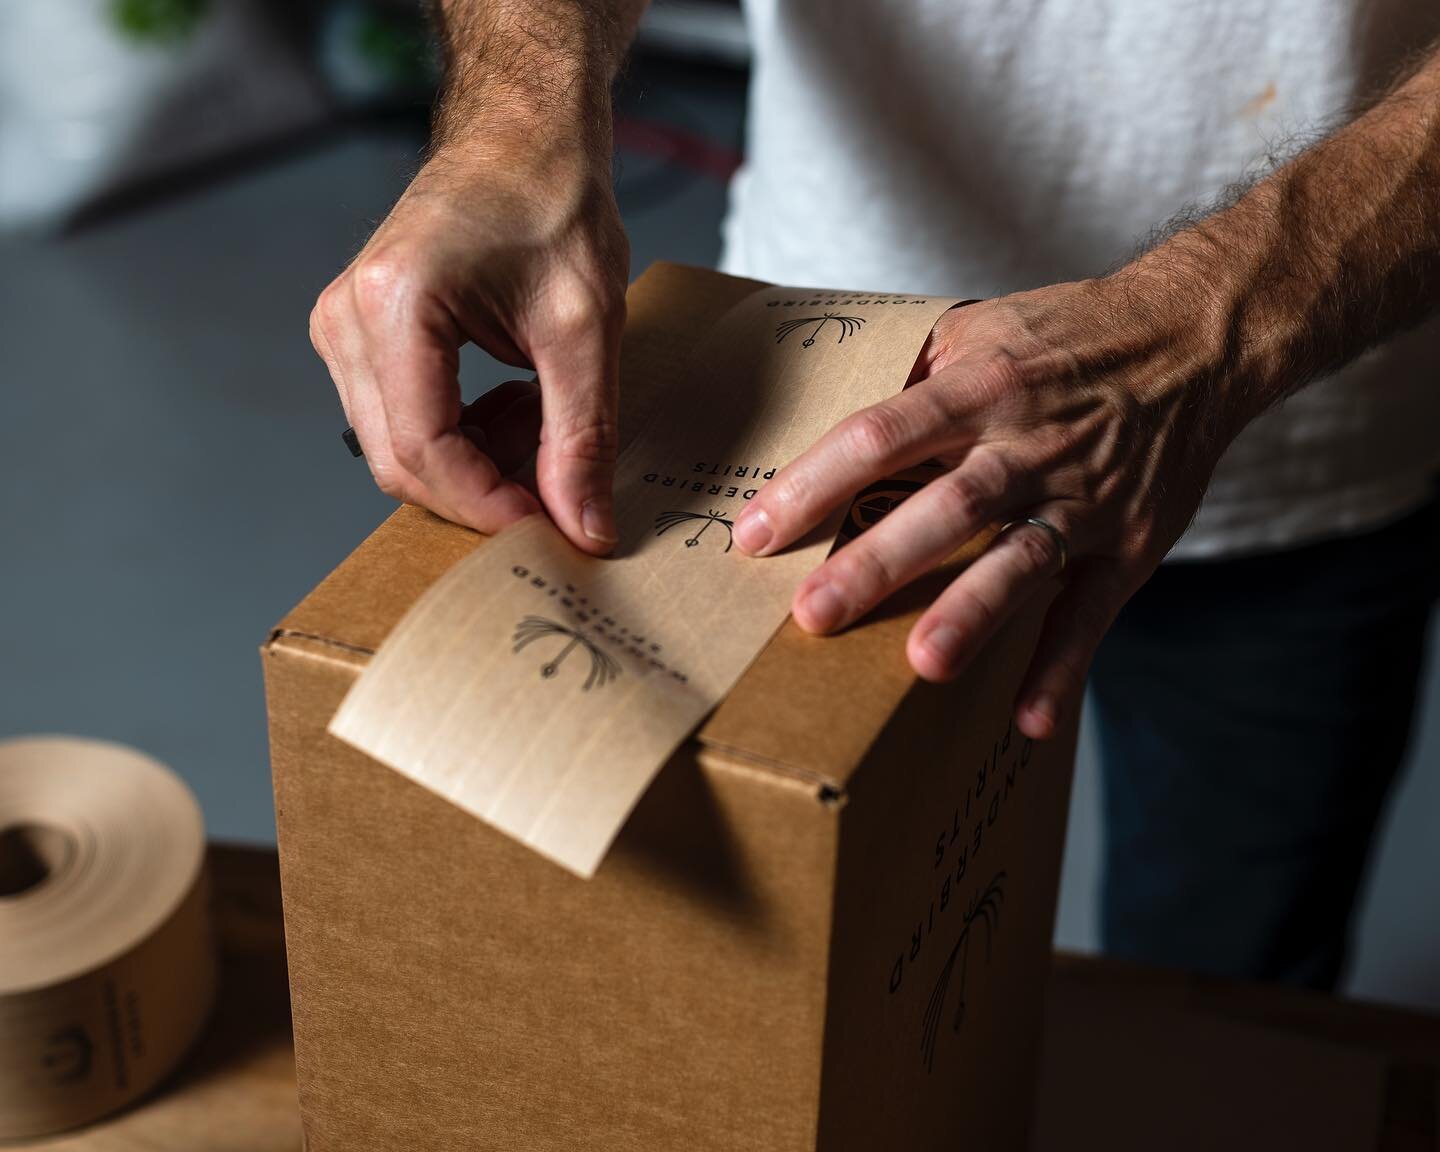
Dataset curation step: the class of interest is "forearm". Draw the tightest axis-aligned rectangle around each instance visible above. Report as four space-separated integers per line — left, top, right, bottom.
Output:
1134 44 1440 427
430 0 648 160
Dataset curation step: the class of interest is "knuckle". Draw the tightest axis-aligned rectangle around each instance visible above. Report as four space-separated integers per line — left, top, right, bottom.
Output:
833 544 895 602
371 467 409 502
845 404 910 466
537 275 618 345
544 300 592 345
950 585 997 634
388 430 428 475
972 445 1016 492
1010 523 1058 575
967 350 1030 407
765 470 813 518
919 380 966 427
307 309 328 358
309 286 345 356
931 473 990 533
349 256 412 321
552 414 620 466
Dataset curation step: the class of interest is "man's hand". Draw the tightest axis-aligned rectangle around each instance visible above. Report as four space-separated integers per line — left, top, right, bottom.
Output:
734 277 1237 742
736 42 1440 741
310 0 645 553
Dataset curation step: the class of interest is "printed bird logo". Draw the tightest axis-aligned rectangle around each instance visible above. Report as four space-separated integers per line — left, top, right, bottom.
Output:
512 617 620 691
775 312 867 347
654 508 737 551
920 870 1007 1073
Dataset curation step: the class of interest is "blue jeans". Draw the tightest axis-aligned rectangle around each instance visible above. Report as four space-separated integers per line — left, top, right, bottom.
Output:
1090 493 1440 990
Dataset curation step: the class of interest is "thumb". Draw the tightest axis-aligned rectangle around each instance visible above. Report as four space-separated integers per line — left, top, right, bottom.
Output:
531 308 623 554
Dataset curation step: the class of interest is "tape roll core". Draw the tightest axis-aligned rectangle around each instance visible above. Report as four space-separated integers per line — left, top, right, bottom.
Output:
0 822 74 897
0 736 215 1141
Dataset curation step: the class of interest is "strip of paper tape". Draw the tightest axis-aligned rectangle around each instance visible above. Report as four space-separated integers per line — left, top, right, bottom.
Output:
0 736 214 1141
331 278 962 878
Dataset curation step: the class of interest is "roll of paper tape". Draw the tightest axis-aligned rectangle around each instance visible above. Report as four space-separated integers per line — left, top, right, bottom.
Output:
0 736 214 1140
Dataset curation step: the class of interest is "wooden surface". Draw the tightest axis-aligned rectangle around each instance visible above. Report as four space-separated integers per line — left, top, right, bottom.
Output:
12 844 1437 1151
1035 955 1439 1151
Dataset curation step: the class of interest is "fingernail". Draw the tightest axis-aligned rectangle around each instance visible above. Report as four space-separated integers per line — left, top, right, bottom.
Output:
581 499 618 545
919 623 964 671
734 507 774 555
1025 695 1059 738
799 582 846 632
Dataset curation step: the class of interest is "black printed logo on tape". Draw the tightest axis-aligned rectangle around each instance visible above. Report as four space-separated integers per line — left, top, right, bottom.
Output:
509 566 692 688
512 616 620 691
42 1024 93 1084
654 508 735 552
775 313 866 347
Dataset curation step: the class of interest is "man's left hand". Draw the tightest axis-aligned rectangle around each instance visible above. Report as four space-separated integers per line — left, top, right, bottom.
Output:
733 274 1242 742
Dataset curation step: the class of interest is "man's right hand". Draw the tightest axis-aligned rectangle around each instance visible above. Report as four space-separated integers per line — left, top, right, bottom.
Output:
309 74 631 553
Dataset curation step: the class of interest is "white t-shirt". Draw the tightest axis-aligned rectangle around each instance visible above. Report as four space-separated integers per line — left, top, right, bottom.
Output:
720 0 1440 559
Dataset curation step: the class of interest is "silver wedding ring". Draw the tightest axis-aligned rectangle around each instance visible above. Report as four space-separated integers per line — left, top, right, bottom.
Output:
998 516 1069 575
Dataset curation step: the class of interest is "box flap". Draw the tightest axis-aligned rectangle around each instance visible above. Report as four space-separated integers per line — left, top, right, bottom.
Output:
274 511 995 796
698 546 984 788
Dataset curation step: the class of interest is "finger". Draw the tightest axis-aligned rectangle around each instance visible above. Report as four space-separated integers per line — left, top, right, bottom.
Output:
347 378 418 504
463 382 542 476
906 509 1074 682
734 385 963 557
1011 565 1126 741
311 292 417 502
460 378 539 428
532 306 623 555
791 449 1021 633
351 358 492 517
367 286 539 531
460 423 491 457
308 292 352 417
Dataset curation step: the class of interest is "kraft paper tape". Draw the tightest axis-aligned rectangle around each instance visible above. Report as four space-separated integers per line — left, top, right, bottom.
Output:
0 736 214 1141
332 275 962 878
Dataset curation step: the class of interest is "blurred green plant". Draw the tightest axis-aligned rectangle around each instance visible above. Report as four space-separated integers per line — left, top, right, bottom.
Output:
353 6 438 87
109 0 211 43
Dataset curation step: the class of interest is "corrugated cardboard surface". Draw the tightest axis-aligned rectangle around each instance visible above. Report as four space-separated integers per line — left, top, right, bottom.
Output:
266 614 1074 1150
818 593 1075 1151
264 263 1079 1149
267 643 839 1150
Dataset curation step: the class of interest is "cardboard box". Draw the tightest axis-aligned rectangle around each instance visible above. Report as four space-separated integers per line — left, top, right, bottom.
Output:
263 265 1079 1151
